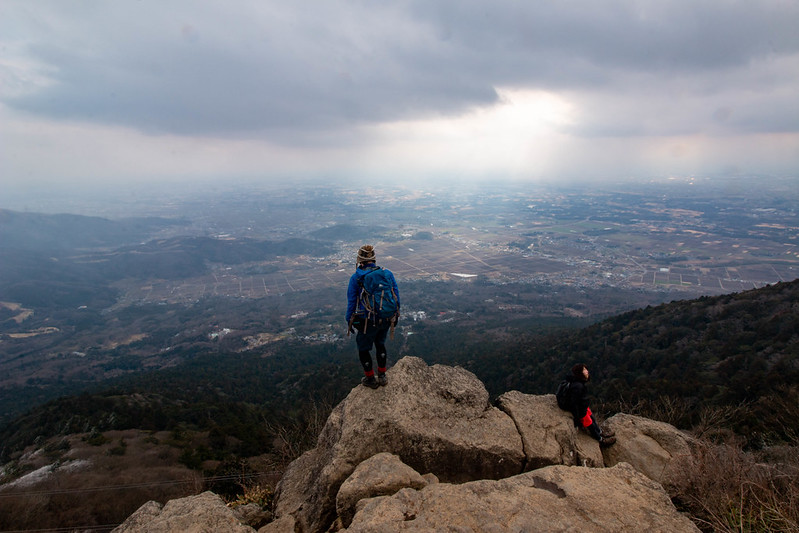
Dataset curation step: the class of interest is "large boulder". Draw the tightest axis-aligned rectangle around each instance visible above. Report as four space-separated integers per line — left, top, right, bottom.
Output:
602 413 697 483
112 491 253 533
342 462 700 532
335 452 429 528
273 356 525 533
496 390 604 468
112 360 708 533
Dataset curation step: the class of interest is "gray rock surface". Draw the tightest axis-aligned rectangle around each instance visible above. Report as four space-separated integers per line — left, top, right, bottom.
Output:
112 500 163 532
342 463 700 532
257 515 295 533
602 413 697 483
232 502 272 529
336 452 429 528
112 491 254 533
273 356 525 533
496 390 604 468
113 358 704 533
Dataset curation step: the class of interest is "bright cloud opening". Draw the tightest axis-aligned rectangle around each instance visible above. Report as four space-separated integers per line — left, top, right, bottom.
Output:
364 89 575 179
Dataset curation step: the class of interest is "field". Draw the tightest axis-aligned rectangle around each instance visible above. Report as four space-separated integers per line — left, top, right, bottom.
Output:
1 179 797 424
110 224 796 309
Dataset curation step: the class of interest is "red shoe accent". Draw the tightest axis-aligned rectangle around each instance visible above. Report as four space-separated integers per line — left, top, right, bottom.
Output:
364 370 375 377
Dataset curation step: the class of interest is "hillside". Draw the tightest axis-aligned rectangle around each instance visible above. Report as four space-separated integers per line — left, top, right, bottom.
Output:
1 280 798 531
0 208 182 251
2 279 797 460
497 279 799 446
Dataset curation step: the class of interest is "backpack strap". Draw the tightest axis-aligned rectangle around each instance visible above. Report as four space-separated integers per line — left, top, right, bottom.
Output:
349 266 379 336
357 265 384 325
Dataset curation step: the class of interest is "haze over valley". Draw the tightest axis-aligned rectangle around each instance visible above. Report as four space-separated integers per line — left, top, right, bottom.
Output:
1 178 796 425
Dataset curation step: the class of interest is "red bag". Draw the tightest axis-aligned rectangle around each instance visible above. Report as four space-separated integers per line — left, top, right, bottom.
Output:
581 407 593 428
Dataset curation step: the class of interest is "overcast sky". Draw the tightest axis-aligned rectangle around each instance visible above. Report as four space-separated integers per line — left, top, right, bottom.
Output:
1 0 798 193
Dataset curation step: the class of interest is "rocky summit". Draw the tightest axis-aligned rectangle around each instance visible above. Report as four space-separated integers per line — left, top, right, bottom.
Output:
115 356 700 533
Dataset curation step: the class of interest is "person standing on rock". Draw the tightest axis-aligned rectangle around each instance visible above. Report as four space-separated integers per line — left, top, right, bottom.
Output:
563 364 616 447
346 245 400 389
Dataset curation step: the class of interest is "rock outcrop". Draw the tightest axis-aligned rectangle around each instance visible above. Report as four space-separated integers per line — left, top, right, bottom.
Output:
335 452 430 529
111 491 252 533
343 462 697 532
273 357 526 532
496 389 604 468
114 356 700 533
602 412 698 483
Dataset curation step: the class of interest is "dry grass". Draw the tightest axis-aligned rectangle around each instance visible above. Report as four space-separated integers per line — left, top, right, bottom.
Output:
665 439 799 532
230 482 274 508
0 430 201 532
609 393 799 531
609 394 696 428
1 422 295 531
264 398 332 468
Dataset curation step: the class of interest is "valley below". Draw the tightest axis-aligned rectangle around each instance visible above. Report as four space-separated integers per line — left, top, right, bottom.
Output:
1 179 797 424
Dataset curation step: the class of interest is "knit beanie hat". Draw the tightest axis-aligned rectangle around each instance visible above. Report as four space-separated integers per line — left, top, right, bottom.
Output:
357 245 376 265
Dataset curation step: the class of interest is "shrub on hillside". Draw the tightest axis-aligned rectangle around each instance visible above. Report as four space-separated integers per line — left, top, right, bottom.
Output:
665 439 799 532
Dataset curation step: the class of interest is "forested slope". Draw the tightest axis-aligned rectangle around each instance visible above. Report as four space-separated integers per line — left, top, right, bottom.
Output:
2 279 797 464
501 279 799 445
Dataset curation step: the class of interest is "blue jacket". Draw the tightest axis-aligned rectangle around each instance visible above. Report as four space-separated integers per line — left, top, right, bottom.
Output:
346 264 400 322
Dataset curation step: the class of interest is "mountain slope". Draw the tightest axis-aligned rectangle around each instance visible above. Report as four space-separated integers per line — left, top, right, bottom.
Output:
501 279 799 445
2 279 797 461
0 209 182 251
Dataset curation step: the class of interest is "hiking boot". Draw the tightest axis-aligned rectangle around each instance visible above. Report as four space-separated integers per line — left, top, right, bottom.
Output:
361 376 379 389
599 436 616 448
377 372 388 386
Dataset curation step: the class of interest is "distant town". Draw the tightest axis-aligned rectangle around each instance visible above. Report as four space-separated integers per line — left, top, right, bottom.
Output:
1 176 797 425
99 178 797 306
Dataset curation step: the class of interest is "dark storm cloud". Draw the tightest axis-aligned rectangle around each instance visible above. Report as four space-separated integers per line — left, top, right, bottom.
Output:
3 0 798 140
4 1 499 137
418 1 799 73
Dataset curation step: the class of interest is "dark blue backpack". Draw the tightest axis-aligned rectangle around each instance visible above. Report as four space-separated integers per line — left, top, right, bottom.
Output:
359 266 399 322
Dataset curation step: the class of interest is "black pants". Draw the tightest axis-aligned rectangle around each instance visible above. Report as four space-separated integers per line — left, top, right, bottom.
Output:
355 320 389 374
586 419 603 440
573 413 603 441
